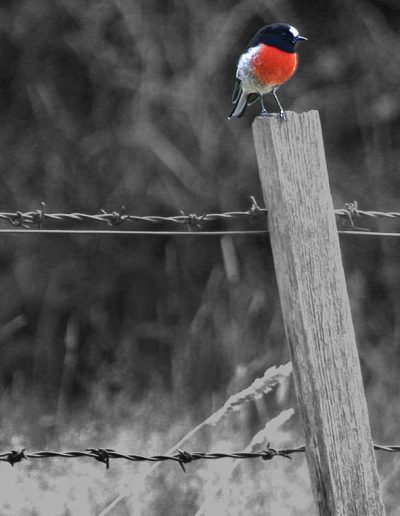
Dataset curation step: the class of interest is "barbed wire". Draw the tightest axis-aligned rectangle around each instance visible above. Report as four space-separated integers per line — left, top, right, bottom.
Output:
0 198 266 230
0 229 400 237
0 199 399 232
0 199 398 236
0 447 302 471
0 444 398 471
0 229 270 236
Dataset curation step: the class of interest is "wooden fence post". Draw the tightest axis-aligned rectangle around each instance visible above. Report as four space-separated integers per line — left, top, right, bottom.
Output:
252 111 385 515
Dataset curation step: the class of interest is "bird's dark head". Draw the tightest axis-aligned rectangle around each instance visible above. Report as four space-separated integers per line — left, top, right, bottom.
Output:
250 24 307 53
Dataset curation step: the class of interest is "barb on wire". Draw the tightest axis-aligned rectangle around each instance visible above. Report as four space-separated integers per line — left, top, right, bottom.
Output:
3 449 28 466
34 202 46 229
0 443 397 471
179 211 204 232
335 201 400 224
108 206 128 226
337 201 370 232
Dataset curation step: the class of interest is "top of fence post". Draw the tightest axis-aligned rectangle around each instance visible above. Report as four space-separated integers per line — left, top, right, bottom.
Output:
252 110 385 515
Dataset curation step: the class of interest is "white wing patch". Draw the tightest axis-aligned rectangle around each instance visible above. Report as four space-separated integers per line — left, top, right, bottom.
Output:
236 45 260 80
235 45 275 95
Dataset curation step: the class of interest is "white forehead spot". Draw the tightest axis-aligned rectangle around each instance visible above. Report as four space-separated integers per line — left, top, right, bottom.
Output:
289 26 299 38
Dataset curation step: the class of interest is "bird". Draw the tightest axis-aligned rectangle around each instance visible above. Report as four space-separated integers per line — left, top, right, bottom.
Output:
228 23 307 120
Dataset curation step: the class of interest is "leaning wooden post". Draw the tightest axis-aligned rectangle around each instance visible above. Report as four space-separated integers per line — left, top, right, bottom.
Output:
253 111 385 515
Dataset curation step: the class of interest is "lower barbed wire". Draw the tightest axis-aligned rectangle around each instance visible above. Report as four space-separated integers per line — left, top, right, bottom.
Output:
0 443 397 470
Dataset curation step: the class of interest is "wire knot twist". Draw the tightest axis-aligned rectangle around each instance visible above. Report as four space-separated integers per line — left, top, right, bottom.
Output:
343 200 359 227
87 448 111 469
261 445 291 461
9 212 29 228
176 449 193 472
5 449 27 466
32 202 46 228
106 206 127 226
180 211 203 231
249 196 264 216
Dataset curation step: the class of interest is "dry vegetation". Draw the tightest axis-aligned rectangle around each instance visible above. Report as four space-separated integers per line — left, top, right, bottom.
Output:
0 0 399 513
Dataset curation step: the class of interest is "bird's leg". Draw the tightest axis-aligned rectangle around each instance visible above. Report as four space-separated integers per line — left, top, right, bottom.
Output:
272 88 286 120
259 96 271 117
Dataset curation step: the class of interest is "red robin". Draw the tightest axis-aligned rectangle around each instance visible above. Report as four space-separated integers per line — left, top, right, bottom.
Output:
229 23 307 120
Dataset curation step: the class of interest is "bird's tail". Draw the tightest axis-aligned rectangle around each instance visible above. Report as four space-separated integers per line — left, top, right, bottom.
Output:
228 88 249 119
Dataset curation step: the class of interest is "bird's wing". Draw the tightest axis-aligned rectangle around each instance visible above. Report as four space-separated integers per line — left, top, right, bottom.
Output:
232 78 242 103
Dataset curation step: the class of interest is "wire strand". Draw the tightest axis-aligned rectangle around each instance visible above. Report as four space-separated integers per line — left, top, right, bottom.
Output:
0 229 269 236
0 444 398 469
0 229 399 237
0 200 400 237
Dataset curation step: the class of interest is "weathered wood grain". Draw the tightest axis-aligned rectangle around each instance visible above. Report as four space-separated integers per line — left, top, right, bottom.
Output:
253 111 385 515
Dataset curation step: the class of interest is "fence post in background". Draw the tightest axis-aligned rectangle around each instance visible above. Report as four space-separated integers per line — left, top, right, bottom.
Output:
252 111 385 515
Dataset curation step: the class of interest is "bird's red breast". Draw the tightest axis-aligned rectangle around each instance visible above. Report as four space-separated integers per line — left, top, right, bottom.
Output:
252 44 297 86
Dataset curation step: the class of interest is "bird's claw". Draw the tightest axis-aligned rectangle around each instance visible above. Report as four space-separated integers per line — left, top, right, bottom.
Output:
260 109 272 117
279 111 287 121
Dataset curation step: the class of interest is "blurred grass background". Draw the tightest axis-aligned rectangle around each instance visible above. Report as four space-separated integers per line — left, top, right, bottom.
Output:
0 0 400 513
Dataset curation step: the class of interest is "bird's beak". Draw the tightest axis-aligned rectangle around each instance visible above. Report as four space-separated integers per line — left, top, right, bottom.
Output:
296 35 307 41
